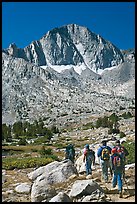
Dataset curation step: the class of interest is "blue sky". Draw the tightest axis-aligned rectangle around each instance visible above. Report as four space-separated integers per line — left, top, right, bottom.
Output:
2 2 135 50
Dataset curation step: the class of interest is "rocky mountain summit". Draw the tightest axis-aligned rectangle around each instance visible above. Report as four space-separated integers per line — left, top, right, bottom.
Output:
2 24 135 126
4 24 124 71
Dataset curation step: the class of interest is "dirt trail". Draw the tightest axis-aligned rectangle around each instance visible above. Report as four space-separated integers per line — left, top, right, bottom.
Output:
92 166 135 202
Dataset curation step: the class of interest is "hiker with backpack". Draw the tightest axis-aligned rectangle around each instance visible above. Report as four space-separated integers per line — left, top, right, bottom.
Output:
83 144 95 176
114 140 129 179
65 144 75 163
110 146 124 198
97 140 112 183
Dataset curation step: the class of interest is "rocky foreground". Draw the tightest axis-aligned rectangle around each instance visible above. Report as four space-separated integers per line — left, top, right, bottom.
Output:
2 113 135 202
2 157 135 202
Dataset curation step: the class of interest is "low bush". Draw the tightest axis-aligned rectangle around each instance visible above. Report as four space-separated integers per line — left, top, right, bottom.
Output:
108 128 120 134
120 111 133 119
119 131 126 138
123 141 135 164
18 138 28 146
2 156 59 170
82 122 94 130
39 146 52 156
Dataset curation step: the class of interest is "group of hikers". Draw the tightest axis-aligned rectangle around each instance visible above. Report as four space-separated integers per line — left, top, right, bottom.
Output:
65 139 129 198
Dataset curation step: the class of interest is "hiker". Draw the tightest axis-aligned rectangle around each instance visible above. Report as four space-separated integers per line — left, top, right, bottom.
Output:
113 140 129 179
65 144 75 163
83 144 95 176
97 140 112 182
110 146 124 198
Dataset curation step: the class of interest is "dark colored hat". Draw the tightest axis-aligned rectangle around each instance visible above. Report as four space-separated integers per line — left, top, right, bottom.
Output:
101 140 107 145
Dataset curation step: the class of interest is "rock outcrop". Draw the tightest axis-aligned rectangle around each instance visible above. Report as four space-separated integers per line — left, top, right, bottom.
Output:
5 24 124 71
28 160 78 202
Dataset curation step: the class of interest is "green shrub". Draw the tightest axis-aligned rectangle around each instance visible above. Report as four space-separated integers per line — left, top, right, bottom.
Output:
108 128 120 134
96 116 113 128
120 111 133 119
123 141 135 164
48 154 59 160
82 122 94 130
2 156 58 170
39 146 52 156
119 132 126 138
18 138 28 145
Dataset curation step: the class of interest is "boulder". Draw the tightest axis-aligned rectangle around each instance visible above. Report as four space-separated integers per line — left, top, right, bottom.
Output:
28 161 60 181
30 160 78 202
69 179 104 198
15 183 31 194
31 182 56 202
49 192 72 202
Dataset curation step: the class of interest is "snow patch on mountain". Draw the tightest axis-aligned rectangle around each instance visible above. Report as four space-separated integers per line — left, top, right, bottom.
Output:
97 65 119 75
41 63 87 75
41 63 121 76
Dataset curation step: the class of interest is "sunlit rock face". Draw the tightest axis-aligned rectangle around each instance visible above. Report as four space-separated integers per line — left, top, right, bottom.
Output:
2 24 135 125
5 24 124 72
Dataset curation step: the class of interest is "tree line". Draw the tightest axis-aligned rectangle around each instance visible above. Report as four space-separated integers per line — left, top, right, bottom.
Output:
2 111 133 143
2 119 59 142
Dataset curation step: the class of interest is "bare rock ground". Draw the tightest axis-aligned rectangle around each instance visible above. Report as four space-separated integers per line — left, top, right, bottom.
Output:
2 164 135 202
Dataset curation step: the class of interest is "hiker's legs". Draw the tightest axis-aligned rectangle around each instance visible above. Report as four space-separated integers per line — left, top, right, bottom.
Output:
109 160 113 177
89 160 92 174
86 160 92 175
101 160 108 182
117 172 122 192
85 161 89 175
100 160 105 181
70 156 74 163
104 161 109 182
112 173 117 187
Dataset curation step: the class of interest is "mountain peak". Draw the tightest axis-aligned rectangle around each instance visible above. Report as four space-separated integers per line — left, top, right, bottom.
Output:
3 24 124 72
2 24 135 125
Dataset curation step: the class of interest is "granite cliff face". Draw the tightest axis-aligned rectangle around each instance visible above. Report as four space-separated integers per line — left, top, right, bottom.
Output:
2 24 135 126
4 24 124 71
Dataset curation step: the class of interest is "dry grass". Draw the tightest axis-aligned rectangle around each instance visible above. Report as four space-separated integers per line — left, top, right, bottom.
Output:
3 168 33 189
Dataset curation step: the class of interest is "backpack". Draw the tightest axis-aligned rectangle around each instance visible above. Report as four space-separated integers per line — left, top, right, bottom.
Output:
113 154 123 169
84 148 95 161
101 147 110 160
65 144 75 160
69 147 75 158
112 146 125 169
